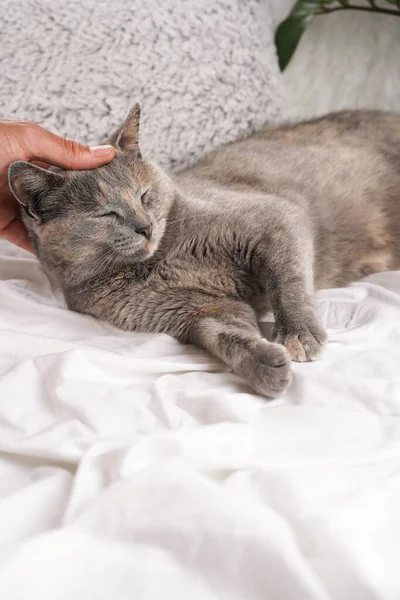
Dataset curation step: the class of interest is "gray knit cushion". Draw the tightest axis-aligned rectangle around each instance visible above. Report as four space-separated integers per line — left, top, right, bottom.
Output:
0 0 283 171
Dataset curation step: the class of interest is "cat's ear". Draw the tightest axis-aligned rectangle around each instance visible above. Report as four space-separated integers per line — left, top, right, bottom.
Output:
111 103 142 155
8 161 65 221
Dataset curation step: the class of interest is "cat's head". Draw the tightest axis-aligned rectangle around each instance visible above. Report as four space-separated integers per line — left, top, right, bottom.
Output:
8 104 176 287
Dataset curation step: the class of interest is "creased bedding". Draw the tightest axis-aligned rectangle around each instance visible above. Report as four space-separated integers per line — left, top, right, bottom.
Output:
1 238 400 599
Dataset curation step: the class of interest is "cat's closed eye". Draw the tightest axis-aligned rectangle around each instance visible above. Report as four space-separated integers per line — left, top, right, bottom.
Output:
97 210 121 220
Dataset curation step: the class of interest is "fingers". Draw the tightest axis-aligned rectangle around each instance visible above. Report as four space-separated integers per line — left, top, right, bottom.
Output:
0 187 33 251
0 118 115 252
30 160 50 169
0 216 33 253
18 121 115 170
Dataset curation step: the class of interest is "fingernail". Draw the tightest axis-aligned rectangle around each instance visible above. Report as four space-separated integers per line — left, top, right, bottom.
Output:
90 145 114 156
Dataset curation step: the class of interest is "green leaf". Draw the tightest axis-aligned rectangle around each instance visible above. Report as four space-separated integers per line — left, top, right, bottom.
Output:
275 1 335 71
275 0 399 72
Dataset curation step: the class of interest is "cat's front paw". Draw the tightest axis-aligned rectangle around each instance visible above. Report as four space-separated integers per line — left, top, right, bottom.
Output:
237 340 293 398
273 316 327 362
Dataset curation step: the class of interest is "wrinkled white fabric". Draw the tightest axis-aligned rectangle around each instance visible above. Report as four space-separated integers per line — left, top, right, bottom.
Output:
1 239 400 599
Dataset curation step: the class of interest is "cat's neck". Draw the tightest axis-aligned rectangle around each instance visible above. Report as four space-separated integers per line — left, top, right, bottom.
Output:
163 187 216 236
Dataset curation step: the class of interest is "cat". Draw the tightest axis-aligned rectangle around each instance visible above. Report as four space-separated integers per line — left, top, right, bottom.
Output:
8 105 400 397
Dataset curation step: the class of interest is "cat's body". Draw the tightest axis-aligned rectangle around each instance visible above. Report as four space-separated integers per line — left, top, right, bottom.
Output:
8 108 400 397
178 110 400 289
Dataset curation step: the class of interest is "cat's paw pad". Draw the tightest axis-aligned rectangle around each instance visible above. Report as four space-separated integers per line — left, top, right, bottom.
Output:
284 333 323 362
274 320 327 363
238 340 293 398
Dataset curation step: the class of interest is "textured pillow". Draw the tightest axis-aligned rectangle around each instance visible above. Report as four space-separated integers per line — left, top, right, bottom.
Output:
0 0 283 171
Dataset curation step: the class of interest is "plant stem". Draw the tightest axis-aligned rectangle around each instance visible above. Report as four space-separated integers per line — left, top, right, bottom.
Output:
316 5 400 16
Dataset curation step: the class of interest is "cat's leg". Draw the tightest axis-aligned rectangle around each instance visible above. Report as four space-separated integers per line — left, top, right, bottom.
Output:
271 295 327 362
186 297 292 397
98 285 290 396
248 202 326 362
158 294 292 398
267 236 327 363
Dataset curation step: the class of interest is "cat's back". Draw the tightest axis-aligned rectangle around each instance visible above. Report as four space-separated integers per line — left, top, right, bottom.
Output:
256 110 400 147
176 110 400 197
175 110 400 285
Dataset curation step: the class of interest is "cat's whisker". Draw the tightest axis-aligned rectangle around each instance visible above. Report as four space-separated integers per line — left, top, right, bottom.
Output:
95 248 121 276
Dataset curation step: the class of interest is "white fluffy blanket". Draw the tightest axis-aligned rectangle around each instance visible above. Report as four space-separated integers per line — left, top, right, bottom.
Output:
0 0 282 171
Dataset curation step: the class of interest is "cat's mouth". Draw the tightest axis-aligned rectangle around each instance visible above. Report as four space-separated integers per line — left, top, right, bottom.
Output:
114 235 157 262
145 241 154 254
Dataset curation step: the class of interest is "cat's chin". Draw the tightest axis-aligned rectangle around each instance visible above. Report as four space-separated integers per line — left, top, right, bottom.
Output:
143 240 157 257
120 239 158 263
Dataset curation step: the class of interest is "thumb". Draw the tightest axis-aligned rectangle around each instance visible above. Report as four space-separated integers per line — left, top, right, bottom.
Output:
22 122 115 170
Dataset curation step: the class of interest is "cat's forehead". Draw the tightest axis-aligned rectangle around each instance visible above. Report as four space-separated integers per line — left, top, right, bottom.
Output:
66 156 146 206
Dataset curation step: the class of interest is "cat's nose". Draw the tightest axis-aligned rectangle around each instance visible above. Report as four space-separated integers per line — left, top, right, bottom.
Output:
136 223 152 240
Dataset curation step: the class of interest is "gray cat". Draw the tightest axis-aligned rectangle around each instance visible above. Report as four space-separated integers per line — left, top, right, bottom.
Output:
8 105 400 397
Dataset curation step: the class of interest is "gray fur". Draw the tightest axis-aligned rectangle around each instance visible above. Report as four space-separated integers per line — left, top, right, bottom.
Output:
8 107 400 397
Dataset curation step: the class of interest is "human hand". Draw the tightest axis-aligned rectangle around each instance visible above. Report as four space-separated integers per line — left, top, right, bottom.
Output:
0 120 115 252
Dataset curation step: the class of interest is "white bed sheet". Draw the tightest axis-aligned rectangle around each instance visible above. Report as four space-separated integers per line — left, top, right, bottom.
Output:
0 238 400 600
